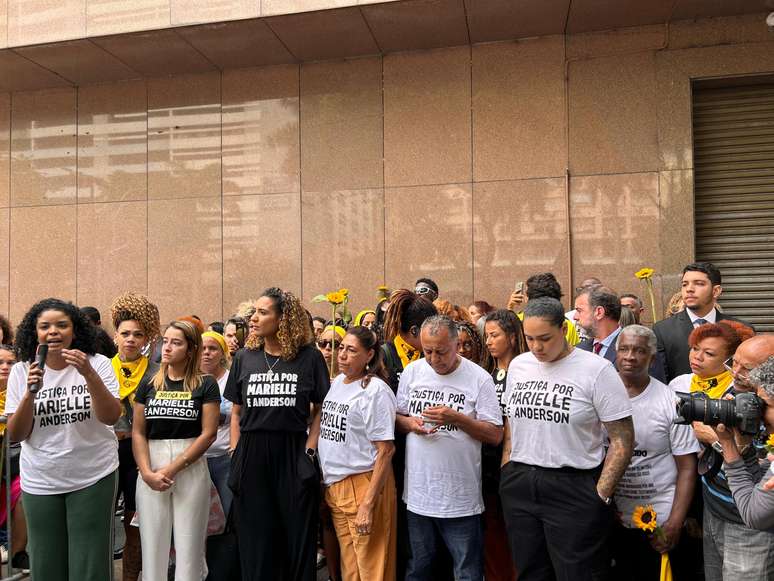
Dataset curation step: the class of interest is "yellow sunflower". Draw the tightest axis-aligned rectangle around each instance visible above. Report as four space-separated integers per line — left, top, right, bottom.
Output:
326 291 346 305
632 505 658 533
765 433 774 454
634 267 655 280
338 288 349 297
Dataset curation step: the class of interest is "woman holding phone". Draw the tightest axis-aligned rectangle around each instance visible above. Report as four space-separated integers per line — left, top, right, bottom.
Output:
5 298 122 581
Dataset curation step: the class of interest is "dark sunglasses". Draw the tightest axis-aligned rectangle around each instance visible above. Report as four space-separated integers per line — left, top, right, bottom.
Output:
317 340 334 350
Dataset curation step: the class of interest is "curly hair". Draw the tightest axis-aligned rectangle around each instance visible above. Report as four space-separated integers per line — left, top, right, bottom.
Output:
235 300 257 319
14 298 97 361
456 320 484 366
433 299 474 324
246 288 313 361
0 314 13 345
688 320 755 359
110 292 161 340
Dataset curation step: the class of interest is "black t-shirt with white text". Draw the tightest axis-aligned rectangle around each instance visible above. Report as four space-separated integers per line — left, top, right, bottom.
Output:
135 375 221 440
224 344 330 432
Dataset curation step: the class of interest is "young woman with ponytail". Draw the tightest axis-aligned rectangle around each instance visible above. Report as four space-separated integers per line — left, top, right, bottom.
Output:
381 289 437 393
318 326 397 581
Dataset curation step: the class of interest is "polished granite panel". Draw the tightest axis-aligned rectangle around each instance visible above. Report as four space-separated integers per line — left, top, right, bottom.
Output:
87 0 170 37
569 51 659 175
473 38 566 182
78 81 147 203
567 24 665 59
223 192 302 314
10 88 77 207
148 196 223 324
659 169 694 297
9 204 77 323
77 201 148 319
473 178 570 310
384 46 471 187
0 93 8 208
147 73 221 200
385 183 472 306
0 208 8 316
464 0 569 43
7 0 85 46
170 0 258 26
300 57 383 192
301 188 384 318
569 172 663 317
222 66 300 197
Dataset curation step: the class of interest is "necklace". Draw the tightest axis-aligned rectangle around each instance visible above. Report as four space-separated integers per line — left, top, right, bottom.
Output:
264 350 281 378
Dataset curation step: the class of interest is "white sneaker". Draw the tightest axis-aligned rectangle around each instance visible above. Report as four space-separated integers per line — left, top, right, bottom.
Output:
0 545 8 564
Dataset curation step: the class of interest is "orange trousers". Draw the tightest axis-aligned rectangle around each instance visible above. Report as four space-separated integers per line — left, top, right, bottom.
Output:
325 470 397 581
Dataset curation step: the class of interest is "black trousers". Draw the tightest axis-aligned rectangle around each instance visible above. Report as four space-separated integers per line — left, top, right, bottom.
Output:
499 462 613 581
229 430 319 581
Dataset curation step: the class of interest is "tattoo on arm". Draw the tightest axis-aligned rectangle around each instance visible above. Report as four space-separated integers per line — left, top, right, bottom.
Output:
598 416 634 498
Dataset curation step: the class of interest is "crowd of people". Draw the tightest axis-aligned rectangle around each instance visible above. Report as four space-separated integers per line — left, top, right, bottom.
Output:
0 261 773 581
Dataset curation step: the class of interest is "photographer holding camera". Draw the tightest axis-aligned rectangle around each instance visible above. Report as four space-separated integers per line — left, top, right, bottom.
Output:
670 323 774 580
712 339 774 533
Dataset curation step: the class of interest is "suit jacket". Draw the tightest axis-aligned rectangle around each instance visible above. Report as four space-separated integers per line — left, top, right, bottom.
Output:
579 331 668 383
652 310 751 383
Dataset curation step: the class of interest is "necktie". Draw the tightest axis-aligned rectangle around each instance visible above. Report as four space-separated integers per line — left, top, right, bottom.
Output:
694 318 708 327
593 342 603 355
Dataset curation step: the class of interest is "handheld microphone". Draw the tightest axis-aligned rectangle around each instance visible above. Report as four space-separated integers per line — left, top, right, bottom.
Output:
29 343 48 394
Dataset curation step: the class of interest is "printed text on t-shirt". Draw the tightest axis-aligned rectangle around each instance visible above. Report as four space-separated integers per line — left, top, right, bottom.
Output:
245 371 298 408
35 384 92 428
320 399 349 443
408 388 466 432
504 380 571 425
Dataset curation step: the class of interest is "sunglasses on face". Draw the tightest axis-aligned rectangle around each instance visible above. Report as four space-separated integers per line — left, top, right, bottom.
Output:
317 340 334 350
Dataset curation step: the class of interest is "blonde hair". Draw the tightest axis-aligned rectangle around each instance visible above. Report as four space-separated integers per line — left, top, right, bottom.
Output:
152 321 203 392
245 288 313 361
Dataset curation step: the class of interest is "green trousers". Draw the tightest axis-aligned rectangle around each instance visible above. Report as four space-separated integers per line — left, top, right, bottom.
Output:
22 470 117 581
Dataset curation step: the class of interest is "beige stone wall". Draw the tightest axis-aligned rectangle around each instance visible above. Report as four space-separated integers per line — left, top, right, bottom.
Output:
1 14 773 327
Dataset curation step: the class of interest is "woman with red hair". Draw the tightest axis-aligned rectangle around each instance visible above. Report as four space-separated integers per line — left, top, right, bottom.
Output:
668 320 754 399
667 320 774 581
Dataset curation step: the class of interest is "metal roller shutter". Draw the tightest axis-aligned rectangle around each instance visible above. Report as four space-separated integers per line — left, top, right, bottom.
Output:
693 81 774 332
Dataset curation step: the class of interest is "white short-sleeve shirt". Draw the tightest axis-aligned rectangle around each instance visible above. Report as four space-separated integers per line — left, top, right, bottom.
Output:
5 355 120 495
397 357 502 518
503 348 632 469
318 375 396 486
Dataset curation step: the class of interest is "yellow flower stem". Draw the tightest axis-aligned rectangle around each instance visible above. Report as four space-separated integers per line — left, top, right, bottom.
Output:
330 303 336 379
647 279 659 324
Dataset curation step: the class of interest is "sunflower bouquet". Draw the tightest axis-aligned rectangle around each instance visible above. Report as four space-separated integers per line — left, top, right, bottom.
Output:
634 267 659 324
764 433 774 455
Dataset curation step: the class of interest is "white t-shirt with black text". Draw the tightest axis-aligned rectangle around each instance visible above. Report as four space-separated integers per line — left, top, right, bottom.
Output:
503 348 631 469
397 357 502 518
612 378 701 527
5 355 120 495
318 374 396 486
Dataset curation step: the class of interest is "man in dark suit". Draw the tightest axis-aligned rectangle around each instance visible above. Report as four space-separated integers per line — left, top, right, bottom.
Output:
576 286 667 382
575 286 622 365
653 262 750 382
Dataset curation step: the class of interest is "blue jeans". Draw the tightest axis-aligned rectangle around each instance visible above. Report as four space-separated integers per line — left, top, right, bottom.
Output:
207 454 233 517
406 510 483 581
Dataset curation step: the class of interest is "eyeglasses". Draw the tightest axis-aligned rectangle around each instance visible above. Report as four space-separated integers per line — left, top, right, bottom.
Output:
415 285 433 296
317 340 334 350
724 356 753 379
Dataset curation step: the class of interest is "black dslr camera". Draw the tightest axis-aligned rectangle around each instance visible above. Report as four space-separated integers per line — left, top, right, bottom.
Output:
674 391 763 435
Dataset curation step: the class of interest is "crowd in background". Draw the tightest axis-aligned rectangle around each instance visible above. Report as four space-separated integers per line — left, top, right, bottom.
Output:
0 260 773 581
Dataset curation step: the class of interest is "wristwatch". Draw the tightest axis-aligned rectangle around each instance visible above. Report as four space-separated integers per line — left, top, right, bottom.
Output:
711 441 724 455
305 447 317 459
598 492 612 506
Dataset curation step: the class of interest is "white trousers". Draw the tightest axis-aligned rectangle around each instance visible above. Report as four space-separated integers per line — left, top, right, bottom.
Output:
136 438 210 581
